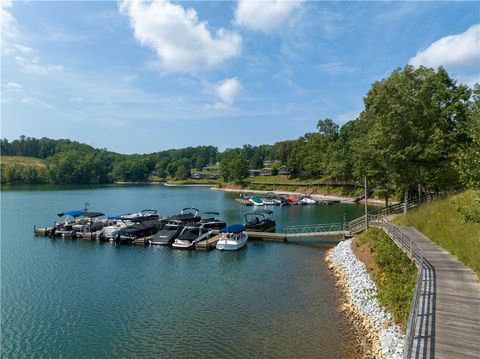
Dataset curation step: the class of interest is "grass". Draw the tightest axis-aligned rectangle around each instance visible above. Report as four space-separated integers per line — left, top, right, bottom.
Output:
354 228 418 330
394 190 480 275
0 155 47 168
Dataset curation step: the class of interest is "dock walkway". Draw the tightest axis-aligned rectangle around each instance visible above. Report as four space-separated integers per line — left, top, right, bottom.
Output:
397 226 480 359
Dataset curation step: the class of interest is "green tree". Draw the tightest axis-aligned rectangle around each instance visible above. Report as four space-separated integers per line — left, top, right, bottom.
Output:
354 65 472 210
220 149 249 182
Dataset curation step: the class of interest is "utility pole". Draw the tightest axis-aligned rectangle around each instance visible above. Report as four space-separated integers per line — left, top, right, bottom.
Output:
364 176 368 228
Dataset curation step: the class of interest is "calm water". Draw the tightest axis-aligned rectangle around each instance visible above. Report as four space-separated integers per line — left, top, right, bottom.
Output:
1 184 368 358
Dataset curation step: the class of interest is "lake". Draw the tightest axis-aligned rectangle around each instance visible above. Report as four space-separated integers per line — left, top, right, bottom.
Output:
1 184 368 358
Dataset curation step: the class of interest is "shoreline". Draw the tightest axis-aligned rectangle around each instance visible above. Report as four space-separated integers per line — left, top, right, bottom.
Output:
212 187 386 206
326 239 404 359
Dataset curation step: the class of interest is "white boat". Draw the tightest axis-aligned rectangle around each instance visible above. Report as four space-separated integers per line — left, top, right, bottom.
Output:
300 196 317 205
172 224 212 249
249 196 265 206
216 224 248 251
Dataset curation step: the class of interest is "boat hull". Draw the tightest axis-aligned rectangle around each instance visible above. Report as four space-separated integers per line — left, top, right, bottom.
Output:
216 239 247 251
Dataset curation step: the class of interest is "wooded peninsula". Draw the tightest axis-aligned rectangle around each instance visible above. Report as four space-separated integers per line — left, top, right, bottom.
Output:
2 66 479 202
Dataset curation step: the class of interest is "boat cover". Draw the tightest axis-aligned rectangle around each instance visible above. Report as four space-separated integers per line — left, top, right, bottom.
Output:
57 210 84 218
107 215 123 220
84 212 105 218
220 224 245 233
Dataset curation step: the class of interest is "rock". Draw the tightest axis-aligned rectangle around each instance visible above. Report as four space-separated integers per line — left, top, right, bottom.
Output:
326 238 405 359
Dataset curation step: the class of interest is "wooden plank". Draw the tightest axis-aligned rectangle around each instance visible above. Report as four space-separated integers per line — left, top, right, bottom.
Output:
195 234 220 250
246 231 287 241
394 225 480 359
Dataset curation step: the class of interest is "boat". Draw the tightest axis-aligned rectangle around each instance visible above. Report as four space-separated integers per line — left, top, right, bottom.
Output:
199 211 226 229
263 193 284 205
52 209 106 238
172 223 212 249
150 220 183 245
164 207 201 224
249 196 265 206
300 196 317 205
285 195 301 205
244 210 276 232
216 224 248 251
96 215 132 241
114 210 161 244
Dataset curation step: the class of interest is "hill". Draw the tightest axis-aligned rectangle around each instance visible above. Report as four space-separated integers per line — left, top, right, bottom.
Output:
394 190 480 275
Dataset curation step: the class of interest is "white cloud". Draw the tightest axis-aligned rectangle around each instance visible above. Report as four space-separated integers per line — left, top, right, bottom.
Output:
234 0 302 33
316 61 357 75
4 82 23 92
1 0 15 36
216 77 241 106
205 77 242 110
409 24 480 71
14 44 34 54
119 0 242 72
14 53 64 75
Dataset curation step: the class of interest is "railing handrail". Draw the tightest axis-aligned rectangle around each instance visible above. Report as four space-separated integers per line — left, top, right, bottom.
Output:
284 222 343 234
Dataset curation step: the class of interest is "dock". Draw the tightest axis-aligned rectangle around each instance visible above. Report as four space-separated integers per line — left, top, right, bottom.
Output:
34 226 53 236
195 234 221 250
247 231 287 241
235 198 253 206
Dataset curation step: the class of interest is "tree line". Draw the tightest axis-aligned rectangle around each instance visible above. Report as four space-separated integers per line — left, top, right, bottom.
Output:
2 66 479 204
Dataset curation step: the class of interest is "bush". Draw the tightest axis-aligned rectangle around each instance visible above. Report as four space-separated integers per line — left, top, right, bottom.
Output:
357 228 417 329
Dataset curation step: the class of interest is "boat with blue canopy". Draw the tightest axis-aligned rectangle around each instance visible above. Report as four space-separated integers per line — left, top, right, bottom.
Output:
216 224 248 251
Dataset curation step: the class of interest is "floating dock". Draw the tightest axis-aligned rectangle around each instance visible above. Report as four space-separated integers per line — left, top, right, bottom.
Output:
247 231 287 241
235 198 253 206
195 234 221 251
34 226 53 236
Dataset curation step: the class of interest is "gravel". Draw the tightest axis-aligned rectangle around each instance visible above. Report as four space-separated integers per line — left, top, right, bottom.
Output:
327 239 405 359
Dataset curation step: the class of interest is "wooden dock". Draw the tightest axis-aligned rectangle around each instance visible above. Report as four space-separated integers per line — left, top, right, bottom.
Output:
195 234 221 250
247 231 287 241
34 226 53 236
398 226 480 359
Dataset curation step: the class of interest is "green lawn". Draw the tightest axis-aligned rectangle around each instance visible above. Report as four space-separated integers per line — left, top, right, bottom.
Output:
394 190 480 275
1 155 47 168
244 175 330 185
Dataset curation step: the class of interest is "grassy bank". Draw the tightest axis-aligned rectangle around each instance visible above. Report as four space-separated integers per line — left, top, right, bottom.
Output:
1 155 47 168
394 190 480 275
353 228 417 329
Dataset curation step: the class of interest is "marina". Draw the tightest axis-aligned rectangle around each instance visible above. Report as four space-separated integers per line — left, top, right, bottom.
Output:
3 184 367 358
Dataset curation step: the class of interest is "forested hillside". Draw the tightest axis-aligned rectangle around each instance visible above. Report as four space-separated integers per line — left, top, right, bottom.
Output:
2 66 479 205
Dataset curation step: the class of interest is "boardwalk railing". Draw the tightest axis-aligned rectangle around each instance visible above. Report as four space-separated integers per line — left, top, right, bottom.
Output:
284 222 343 235
345 213 425 359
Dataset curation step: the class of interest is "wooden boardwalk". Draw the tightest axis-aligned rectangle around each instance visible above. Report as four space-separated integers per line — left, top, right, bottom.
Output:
397 226 480 359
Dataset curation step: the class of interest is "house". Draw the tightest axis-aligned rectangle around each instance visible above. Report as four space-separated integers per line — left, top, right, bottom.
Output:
210 174 219 179
260 168 273 176
263 160 281 166
278 166 289 175
191 172 207 179
248 169 261 177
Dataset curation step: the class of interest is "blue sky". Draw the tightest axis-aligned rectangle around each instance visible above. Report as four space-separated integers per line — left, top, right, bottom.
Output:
1 1 479 154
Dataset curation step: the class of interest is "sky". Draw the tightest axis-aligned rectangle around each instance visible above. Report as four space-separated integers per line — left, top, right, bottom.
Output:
1 0 479 154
